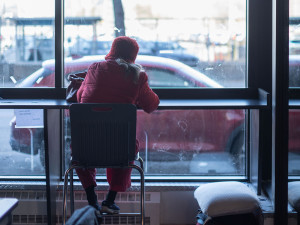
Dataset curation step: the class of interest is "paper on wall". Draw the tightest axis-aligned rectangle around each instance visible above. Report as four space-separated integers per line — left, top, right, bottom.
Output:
14 109 44 128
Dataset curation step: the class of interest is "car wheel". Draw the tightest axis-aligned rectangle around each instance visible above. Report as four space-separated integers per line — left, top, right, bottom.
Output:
39 140 45 168
230 132 245 173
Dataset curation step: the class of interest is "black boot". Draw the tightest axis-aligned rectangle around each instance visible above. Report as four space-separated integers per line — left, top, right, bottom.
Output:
106 190 117 203
85 186 101 211
101 190 120 214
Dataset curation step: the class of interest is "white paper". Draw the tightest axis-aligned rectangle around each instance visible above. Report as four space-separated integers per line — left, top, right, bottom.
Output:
14 109 44 128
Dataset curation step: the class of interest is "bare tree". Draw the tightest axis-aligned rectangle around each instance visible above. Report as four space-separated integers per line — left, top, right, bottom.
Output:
112 0 125 37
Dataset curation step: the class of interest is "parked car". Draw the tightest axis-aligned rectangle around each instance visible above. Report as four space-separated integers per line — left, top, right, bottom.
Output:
137 40 200 67
10 55 245 170
156 50 200 67
290 40 300 55
289 54 300 87
68 39 112 56
68 39 200 67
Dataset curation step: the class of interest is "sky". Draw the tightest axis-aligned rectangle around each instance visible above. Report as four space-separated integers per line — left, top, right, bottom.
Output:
1 0 300 19
0 0 248 44
1 0 246 19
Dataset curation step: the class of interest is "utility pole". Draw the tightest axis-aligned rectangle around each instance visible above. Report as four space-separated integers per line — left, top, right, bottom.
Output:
112 0 125 37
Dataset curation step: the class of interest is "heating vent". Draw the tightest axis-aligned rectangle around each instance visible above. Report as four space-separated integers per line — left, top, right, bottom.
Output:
56 191 153 202
13 214 47 224
12 214 150 225
0 190 46 200
100 215 150 225
1 191 160 225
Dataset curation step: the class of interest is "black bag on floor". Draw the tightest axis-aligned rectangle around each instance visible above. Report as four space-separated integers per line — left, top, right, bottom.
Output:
196 209 263 225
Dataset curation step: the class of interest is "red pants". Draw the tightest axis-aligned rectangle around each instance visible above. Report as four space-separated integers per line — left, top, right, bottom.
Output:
75 141 139 192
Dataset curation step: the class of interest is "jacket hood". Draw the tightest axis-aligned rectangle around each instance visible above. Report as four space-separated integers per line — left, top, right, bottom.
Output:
105 36 139 63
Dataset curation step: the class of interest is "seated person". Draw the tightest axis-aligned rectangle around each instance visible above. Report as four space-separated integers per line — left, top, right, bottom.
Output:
76 36 160 214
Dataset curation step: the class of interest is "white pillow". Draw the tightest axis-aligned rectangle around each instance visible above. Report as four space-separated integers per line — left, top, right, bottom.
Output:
288 181 300 211
194 181 260 217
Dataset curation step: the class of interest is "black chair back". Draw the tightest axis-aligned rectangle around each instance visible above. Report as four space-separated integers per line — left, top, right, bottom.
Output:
70 103 137 167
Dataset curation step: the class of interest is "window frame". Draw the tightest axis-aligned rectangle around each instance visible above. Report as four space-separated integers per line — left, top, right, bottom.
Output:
0 0 272 183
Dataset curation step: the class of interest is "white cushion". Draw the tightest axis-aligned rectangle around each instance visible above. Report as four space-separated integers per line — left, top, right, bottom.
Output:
194 181 260 217
288 181 300 211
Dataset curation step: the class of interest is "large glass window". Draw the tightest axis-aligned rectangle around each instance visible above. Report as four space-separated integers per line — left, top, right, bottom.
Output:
289 109 300 176
64 0 246 88
63 109 246 176
136 110 246 175
61 0 247 177
0 0 55 87
289 0 300 177
0 0 248 177
289 0 300 87
63 0 247 177
0 109 45 176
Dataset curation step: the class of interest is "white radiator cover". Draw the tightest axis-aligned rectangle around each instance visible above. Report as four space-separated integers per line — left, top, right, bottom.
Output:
3 190 160 225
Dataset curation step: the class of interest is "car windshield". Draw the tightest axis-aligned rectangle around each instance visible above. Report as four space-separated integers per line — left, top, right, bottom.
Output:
97 41 111 49
156 42 182 50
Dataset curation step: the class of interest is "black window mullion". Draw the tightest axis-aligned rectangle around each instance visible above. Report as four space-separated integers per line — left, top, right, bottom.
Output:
55 0 64 88
248 0 273 198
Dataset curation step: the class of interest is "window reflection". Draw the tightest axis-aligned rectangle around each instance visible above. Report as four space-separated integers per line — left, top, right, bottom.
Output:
64 0 246 88
0 0 249 176
289 109 300 175
0 109 45 176
63 109 246 176
0 0 55 87
0 0 247 88
289 0 300 87
136 110 246 175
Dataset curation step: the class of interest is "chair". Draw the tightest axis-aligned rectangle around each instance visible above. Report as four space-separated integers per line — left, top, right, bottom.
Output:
63 103 145 225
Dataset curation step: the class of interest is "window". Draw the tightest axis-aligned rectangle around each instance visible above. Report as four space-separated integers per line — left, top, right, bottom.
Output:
61 0 248 177
63 109 246 176
289 109 300 176
0 0 55 87
0 0 250 178
289 0 300 87
289 0 300 177
64 0 246 88
136 109 246 176
0 109 45 176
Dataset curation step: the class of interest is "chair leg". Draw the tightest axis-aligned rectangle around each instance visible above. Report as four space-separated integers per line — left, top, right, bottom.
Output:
137 156 144 171
70 168 74 214
62 166 75 225
130 164 145 225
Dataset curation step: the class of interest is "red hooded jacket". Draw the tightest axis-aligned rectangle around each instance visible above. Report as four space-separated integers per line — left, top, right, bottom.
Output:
77 37 159 113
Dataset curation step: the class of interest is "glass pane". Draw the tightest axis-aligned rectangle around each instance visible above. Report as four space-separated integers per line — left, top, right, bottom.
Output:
0 0 55 87
289 109 300 175
289 0 300 87
137 110 246 175
64 0 246 88
64 111 71 172
0 109 45 176
64 109 246 176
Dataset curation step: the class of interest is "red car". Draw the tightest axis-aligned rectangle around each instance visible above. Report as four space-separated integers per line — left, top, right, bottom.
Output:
10 55 245 170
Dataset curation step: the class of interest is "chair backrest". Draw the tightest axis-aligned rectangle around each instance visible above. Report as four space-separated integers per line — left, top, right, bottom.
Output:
70 103 137 167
